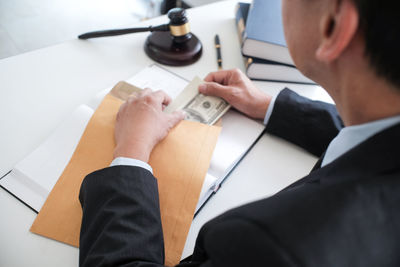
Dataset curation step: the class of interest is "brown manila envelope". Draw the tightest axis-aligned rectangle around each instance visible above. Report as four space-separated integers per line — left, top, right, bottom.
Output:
30 81 221 266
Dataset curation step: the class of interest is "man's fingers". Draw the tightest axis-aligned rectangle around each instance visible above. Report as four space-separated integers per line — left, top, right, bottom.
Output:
140 88 152 96
167 110 186 128
128 88 152 102
136 90 172 111
152 90 172 106
198 82 232 100
204 70 233 84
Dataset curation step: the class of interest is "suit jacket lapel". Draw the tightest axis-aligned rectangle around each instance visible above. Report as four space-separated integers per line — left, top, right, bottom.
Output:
310 152 325 172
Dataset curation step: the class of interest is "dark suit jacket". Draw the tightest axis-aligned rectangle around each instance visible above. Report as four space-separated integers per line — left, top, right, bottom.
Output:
79 88 400 266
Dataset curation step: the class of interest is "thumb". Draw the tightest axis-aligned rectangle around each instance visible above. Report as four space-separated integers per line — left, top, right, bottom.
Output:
167 110 186 128
198 82 232 100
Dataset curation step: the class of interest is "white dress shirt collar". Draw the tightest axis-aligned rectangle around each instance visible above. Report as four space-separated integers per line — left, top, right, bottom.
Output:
322 115 400 167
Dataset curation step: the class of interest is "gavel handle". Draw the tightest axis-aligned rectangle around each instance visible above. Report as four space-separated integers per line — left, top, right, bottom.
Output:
78 24 170 39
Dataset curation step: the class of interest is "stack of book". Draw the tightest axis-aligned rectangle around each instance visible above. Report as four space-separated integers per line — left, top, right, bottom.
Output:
236 1 314 84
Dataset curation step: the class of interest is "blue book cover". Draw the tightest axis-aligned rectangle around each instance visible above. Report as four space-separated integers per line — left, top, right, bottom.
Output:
239 0 293 65
246 0 286 47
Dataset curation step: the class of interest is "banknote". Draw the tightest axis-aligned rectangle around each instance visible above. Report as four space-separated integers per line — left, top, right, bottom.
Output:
109 81 142 101
164 76 230 125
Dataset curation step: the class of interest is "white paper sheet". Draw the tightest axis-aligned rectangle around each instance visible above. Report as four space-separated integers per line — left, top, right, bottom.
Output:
0 105 93 211
126 65 189 99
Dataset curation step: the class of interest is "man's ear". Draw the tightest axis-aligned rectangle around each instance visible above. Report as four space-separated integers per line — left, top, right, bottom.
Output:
316 0 359 63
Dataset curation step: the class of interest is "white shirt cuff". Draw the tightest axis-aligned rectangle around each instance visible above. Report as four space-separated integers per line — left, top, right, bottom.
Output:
110 157 153 174
263 95 277 126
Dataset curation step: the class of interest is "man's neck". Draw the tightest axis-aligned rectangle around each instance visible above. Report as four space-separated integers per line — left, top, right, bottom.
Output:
321 45 400 127
338 74 400 126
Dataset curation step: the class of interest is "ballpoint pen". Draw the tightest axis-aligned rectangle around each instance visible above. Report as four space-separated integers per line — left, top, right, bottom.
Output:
215 34 222 70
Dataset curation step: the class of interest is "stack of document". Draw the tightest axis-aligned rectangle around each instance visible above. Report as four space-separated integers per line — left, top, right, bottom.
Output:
0 64 265 214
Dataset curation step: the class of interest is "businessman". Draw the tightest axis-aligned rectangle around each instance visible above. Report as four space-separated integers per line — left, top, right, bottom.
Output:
79 0 400 266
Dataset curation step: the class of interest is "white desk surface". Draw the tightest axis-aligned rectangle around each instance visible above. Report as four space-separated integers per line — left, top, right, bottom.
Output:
0 1 332 266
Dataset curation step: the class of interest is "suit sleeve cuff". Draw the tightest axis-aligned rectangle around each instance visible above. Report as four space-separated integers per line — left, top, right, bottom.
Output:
110 157 153 174
263 95 277 126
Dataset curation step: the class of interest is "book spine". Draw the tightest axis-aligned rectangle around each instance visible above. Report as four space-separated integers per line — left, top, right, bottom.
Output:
243 56 253 74
235 3 248 48
244 56 316 84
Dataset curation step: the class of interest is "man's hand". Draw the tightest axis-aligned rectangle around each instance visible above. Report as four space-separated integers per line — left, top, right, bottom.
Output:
114 89 185 162
199 69 272 120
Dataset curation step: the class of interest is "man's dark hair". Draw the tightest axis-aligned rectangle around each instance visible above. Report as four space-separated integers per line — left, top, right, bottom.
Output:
353 1 400 88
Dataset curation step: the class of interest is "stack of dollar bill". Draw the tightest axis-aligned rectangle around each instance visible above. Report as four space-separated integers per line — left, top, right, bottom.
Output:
164 77 231 125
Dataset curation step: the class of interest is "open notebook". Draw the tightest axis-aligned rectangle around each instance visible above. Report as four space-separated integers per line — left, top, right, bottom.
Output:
0 64 265 214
